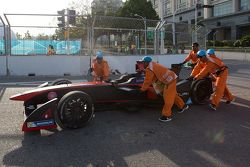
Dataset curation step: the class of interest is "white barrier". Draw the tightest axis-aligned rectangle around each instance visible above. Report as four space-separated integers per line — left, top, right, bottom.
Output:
0 56 6 76
0 54 186 76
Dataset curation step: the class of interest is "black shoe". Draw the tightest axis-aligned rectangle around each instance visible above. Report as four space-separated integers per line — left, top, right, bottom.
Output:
158 116 172 122
178 105 189 113
226 97 235 104
209 103 217 111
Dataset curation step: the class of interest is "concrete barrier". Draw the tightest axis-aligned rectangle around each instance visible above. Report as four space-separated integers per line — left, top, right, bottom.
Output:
0 54 186 76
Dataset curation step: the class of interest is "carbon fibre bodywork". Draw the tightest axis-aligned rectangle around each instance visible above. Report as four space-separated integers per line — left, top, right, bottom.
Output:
10 76 163 131
10 66 213 132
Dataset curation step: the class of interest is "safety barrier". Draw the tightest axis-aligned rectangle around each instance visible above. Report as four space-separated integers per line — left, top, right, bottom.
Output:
0 54 186 76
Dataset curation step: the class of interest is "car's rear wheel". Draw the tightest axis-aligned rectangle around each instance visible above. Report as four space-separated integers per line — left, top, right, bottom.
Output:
51 78 72 85
55 91 94 129
190 78 213 105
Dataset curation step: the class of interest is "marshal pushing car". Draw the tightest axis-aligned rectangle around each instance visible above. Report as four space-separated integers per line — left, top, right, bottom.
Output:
9 64 213 132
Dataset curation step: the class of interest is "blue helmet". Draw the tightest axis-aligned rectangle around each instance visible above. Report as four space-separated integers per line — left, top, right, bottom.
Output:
140 56 152 62
197 50 207 58
206 49 215 55
96 51 103 59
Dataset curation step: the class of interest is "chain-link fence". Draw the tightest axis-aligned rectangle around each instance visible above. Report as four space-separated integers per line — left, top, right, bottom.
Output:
2 14 89 56
3 13 249 57
0 16 6 55
92 15 160 55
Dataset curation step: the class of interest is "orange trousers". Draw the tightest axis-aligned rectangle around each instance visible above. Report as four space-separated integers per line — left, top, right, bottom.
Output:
211 69 234 107
161 79 185 117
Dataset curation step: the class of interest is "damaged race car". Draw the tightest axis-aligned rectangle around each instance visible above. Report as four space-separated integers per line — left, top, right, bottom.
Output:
9 63 213 132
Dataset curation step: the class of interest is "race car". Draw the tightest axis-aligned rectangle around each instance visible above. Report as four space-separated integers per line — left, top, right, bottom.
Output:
9 63 213 132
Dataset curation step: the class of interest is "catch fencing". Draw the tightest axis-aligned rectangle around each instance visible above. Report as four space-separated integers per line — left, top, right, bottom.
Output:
0 14 201 57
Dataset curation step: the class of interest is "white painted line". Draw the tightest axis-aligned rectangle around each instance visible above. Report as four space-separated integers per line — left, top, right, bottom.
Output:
240 125 250 130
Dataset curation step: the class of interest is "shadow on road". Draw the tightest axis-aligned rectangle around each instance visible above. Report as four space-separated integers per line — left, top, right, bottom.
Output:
2 102 250 167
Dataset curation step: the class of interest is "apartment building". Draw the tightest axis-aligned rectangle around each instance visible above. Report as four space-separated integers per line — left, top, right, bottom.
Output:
151 0 250 41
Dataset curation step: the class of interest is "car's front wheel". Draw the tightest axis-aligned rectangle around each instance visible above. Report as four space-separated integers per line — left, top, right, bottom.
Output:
190 78 213 105
55 91 94 129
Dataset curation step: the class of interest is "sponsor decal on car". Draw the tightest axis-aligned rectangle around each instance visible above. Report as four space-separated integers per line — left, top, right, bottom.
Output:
27 119 54 128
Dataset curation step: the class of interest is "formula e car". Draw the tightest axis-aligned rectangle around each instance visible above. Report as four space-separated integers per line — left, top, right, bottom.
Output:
9 64 213 132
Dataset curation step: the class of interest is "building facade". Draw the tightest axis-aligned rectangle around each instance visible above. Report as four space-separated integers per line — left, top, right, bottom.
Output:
151 0 250 42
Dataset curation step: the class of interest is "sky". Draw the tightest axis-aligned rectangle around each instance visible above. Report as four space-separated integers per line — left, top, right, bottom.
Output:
0 0 93 36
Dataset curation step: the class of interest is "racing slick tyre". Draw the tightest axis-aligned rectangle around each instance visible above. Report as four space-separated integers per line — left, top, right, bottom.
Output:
55 91 94 129
51 78 72 85
190 78 213 105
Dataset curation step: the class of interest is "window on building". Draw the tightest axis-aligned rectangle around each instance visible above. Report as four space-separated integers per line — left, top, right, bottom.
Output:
240 0 250 10
213 1 232 16
177 0 187 10
179 16 182 21
165 0 172 16
193 0 203 4
198 11 201 16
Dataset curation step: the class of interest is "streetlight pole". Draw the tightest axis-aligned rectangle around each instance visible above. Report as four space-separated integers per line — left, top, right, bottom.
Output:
195 3 198 42
172 11 176 51
135 14 147 55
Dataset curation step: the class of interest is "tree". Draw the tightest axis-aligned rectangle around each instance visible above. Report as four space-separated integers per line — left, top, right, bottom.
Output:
36 33 50 40
116 0 159 20
115 0 159 50
241 35 250 47
53 0 91 41
92 0 123 16
69 0 91 15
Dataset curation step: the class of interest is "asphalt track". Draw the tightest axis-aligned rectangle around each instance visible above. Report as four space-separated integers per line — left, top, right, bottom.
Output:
0 59 249 167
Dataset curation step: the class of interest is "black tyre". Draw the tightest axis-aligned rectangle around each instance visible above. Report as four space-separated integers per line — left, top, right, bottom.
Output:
190 78 213 105
51 78 72 85
55 91 94 129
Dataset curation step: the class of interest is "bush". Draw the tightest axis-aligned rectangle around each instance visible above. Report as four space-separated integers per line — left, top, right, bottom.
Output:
206 40 214 46
241 35 250 47
233 40 241 47
222 40 234 47
214 40 224 47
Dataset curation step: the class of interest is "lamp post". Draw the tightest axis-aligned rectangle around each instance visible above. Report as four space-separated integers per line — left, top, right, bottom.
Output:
134 14 147 55
172 1 182 53
172 11 176 52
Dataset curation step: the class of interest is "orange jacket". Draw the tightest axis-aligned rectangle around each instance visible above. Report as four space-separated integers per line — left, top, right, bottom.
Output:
184 50 198 64
92 58 110 80
191 56 226 80
141 62 177 91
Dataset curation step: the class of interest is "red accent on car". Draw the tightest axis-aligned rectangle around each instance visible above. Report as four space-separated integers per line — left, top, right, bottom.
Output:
22 123 57 132
10 92 41 101
9 82 109 101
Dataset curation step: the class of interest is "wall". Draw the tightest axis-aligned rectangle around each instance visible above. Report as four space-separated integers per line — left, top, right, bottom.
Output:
0 56 6 75
0 54 186 76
